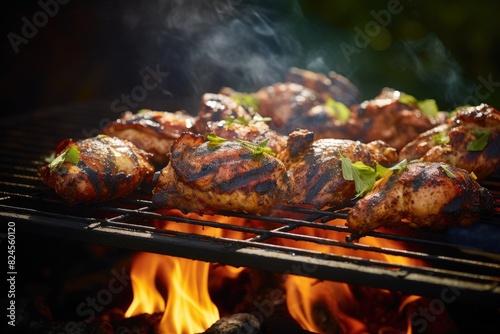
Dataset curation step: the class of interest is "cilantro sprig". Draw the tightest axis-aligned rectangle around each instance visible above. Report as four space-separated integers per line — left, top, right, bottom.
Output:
206 133 276 157
224 114 272 126
324 98 351 124
45 145 81 172
230 93 260 113
236 138 276 157
340 152 407 198
399 93 439 117
467 129 489 151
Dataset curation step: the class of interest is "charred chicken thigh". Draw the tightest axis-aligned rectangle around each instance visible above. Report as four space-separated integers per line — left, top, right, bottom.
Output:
352 88 447 150
346 162 494 236
39 136 155 205
286 66 360 107
102 109 196 166
277 129 399 209
152 132 288 215
399 103 500 180
195 93 287 154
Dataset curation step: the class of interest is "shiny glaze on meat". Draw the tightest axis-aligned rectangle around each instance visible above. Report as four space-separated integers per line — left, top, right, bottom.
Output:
277 129 398 209
286 66 359 107
352 88 447 150
39 136 155 205
399 103 500 180
102 109 195 166
347 162 494 236
152 132 288 214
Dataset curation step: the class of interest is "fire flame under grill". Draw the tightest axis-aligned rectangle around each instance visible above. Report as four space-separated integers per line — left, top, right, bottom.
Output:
1 102 499 307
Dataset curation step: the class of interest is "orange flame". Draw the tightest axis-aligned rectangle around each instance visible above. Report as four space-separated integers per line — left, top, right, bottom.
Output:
124 209 427 333
125 210 248 333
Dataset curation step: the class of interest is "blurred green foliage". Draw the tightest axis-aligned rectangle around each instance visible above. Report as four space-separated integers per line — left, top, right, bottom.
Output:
294 0 500 109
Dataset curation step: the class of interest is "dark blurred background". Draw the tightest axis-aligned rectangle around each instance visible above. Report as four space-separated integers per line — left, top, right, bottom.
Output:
2 0 500 117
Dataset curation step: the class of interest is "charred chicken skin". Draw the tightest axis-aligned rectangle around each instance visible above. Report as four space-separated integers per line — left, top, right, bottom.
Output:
286 66 360 107
277 129 399 209
39 136 155 205
152 132 288 215
352 88 447 150
346 162 494 236
195 93 288 154
399 103 500 180
102 109 196 167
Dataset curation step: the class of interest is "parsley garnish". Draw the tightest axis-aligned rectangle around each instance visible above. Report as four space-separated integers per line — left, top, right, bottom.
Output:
324 98 351 124
230 93 260 113
46 145 80 172
207 133 227 148
399 93 439 117
466 129 489 151
206 134 276 157
340 153 408 198
236 138 276 157
440 164 456 178
225 115 272 126
432 131 450 145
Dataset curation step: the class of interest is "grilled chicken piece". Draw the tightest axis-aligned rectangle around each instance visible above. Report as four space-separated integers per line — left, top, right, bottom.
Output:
152 132 288 215
39 136 155 205
221 82 320 135
399 104 500 180
352 88 447 150
221 82 359 139
286 66 360 107
194 93 287 154
277 129 398 209
346 162 495 236
102 109 195 167
193 93 255 135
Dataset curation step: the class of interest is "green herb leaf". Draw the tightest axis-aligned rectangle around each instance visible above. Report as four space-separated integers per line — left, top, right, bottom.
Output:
399 94 439 117
48 145 80 172
207 133 227 148
466 129 489 151
230 93 260 113
340 153 408 198
440 164 456 178
416 99 439 117
325 98 351 124
339 153 377 197
236 138 276 157
432 131 450 145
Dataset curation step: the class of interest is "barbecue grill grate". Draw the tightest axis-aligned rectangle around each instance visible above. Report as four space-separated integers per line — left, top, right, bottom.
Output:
1 102 499 305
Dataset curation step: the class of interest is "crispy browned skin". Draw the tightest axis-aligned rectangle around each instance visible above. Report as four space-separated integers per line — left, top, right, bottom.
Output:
277 129 398 209
102 109 195 166
194 93 288 154
346 162 495 235
39 136 155 205
399 104 500 180
193 93 254 135
249 82 320 135
352 88 447 150
152 132 288 215
286 66 360 107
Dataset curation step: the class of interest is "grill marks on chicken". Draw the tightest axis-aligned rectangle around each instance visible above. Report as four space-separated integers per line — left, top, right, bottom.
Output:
102 109 195 167
39 136 155 205
352 88 447 150
346 162 495 236
152 132 288 215
399 103 500 180
277 129 399 209
194 93 288 154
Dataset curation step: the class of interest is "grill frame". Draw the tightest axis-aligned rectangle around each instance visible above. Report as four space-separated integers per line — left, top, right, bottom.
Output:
1 102 499 306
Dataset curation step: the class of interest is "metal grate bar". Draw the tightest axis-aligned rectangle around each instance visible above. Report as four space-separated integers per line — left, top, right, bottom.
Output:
1 104 499 306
